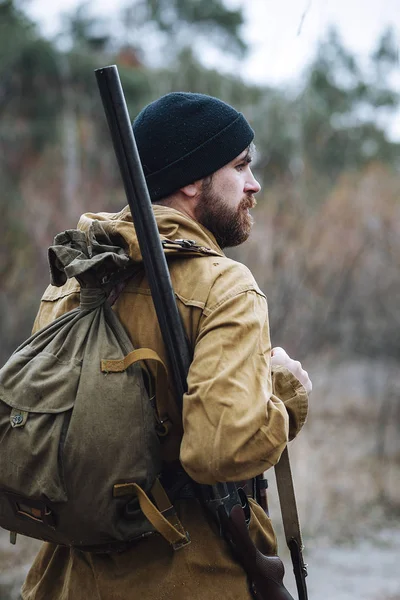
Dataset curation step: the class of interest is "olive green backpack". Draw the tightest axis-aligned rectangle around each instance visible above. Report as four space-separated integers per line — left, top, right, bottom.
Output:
0 223 189 552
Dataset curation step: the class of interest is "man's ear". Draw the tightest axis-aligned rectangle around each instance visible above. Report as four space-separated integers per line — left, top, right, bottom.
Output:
180 180 202 198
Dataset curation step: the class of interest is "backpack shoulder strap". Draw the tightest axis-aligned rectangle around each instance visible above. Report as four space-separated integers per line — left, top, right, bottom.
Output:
102 348 189 550
113 479 190 550
101 347 171 435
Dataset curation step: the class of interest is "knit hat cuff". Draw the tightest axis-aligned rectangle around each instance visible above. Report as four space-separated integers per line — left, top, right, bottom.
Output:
146 112 254 202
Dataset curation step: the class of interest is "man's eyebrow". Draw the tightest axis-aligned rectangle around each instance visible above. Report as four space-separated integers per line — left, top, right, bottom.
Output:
236 143 256 164
236 148 252 163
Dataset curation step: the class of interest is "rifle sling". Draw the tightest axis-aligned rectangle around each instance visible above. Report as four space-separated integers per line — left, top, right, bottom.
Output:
274 447 308 600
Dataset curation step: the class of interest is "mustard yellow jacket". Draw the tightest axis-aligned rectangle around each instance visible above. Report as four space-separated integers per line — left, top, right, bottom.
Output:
22 205 308 600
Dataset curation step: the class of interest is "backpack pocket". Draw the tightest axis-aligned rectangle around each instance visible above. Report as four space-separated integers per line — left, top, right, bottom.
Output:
0 398 71 504
0 339 79 509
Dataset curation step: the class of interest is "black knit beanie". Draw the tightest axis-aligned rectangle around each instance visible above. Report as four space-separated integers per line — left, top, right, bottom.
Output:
132 92 254 202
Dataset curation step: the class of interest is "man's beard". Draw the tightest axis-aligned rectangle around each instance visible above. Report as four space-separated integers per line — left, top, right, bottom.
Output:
194 185 256 249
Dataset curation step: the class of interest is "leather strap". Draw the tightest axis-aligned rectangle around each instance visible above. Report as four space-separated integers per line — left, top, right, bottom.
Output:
104 349 189 549
151 478 190 547
113 481 190 550
101 348 171 434
274 448 304 550
274 447 308 599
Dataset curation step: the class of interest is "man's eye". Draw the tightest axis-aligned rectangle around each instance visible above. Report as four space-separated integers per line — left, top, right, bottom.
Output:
235 163 245 171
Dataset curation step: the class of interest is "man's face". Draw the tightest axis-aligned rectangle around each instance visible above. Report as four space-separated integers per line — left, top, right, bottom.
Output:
194 147 261 248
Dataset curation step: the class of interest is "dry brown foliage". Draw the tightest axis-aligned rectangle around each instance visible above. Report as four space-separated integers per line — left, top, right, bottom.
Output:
234 163 400 360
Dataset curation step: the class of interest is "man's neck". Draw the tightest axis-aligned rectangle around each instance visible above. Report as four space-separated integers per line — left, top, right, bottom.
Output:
154 194 197 221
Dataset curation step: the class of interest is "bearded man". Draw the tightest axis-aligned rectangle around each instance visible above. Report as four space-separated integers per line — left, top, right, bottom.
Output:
21 92 311 600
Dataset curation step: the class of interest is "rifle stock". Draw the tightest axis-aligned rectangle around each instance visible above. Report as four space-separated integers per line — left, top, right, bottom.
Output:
95 64 297 600
222 505 294 600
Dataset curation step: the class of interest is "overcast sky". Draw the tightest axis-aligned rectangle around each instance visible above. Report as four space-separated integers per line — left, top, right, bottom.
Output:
240 0 399 84
25 0 400 85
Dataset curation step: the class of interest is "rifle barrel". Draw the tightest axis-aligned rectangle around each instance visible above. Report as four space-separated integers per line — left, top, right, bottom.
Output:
95 65 191 407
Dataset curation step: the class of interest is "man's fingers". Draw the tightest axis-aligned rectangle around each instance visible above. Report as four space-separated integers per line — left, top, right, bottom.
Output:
271 347 286 364
271 346 284 356
271 347 312 394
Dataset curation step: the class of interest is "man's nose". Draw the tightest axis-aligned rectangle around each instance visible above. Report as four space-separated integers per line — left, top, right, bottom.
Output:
244 170 261 194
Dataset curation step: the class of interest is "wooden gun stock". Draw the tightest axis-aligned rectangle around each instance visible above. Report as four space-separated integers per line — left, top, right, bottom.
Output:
219 503 295 600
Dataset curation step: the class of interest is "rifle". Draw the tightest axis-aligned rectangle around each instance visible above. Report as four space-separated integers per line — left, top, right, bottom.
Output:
95 64 306 600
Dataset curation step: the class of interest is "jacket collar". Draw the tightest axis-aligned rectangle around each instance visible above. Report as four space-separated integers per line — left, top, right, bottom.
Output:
77 205 224 263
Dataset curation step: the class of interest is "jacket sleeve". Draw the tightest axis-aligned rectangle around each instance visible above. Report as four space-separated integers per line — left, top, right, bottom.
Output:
271 366 308 441
180 288 293 485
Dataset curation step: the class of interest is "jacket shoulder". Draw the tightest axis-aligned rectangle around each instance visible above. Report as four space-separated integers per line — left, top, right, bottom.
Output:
169 254 265 316
205 256 266 315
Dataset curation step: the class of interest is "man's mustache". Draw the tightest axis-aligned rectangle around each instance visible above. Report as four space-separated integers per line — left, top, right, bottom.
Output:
241 195 257 210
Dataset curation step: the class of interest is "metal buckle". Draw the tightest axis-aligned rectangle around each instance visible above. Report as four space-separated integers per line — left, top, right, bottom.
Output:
172 530 191 551
174 239 197 248
162 239 198 250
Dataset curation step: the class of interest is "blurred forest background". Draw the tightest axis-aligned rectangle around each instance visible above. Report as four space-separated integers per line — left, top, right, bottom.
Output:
0 0 399 598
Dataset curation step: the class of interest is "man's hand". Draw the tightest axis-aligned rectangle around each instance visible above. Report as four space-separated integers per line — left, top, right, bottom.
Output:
271 347 312 395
